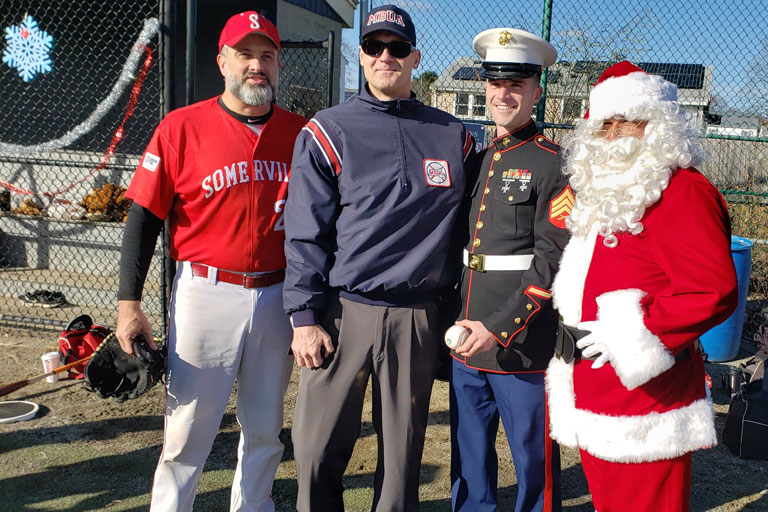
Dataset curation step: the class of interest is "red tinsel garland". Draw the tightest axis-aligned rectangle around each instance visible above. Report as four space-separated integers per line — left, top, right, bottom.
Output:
0 45 155 198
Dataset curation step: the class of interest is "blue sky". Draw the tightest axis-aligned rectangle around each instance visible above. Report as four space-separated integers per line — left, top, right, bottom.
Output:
342 0 768 112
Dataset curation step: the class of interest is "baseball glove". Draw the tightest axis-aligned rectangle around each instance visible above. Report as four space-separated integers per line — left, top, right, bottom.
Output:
84 333 166 402
81 183 131 222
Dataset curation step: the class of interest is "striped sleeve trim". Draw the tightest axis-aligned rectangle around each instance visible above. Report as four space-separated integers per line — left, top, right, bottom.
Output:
302 119 342 175
462 131 474 161
526 285 552 300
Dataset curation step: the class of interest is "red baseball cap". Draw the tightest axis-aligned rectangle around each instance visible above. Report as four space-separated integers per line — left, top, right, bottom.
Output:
218 11 281 52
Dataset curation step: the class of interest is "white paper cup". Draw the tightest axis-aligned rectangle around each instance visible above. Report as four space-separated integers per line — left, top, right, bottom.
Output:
41 352 61 383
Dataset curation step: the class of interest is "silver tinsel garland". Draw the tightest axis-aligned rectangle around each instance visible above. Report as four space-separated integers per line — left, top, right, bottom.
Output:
0 17 161 155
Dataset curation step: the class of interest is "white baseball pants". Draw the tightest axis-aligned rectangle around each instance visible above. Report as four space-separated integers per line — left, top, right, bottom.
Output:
150 262 293 512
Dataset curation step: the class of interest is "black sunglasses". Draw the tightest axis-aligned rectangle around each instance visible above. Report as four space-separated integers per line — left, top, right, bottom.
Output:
361 39 414 58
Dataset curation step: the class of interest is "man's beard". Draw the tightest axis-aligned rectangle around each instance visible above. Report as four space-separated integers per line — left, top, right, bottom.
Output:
226 71 277 106
566 135 672 247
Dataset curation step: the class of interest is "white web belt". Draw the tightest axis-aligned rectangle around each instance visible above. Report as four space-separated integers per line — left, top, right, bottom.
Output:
462 249 533 272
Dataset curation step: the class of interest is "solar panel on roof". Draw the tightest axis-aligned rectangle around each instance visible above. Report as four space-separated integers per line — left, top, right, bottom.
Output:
638 62 704 89
452 66 483 80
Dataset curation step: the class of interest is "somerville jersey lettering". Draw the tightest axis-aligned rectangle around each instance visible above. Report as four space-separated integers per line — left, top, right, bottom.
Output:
201 159 289 199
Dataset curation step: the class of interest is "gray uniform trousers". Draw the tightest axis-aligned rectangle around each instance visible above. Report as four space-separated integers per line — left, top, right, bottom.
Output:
292 294 441 511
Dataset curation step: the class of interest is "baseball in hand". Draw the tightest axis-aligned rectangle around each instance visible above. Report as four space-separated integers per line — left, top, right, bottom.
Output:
444 325 470 350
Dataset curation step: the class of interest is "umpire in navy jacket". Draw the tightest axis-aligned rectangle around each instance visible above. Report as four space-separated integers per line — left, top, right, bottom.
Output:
282 5 475 511
449 28 572 511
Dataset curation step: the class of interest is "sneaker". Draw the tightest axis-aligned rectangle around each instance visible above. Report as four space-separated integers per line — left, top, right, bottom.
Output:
19 290 66 308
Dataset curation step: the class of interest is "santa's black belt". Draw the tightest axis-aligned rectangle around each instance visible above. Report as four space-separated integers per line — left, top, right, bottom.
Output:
554 319 591 364
554 318 692 364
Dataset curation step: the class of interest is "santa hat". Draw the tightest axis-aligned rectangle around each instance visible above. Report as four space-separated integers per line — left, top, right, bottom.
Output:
586 60 678 121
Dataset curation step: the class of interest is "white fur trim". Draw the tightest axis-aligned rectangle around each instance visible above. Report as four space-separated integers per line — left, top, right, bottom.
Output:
592 289 675 389
546 357 717 462
552 226 598 326
589 71 678 121
574 397 715 463
546 356 578 446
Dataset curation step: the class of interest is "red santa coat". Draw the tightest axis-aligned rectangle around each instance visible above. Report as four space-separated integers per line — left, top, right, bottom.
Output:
547 167 738 463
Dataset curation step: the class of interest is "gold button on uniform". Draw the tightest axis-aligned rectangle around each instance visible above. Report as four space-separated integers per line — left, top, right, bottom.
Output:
476 221 484 229
501 331 508 338
514 318 521 324
537 137 544 142
473 238 481 247
526 304 533 310
507 195 514 202
493 153 501 161
484 187 491 195
488 170 495 178
480 204 486 212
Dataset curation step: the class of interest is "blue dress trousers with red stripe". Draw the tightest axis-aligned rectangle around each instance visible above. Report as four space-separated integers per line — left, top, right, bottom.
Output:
450 120 570 512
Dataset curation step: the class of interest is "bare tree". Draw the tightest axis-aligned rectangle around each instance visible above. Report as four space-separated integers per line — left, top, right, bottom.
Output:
743 39 768 117
412 71 438 105
552 8 656 64
545 8 657 125
341 40 359 91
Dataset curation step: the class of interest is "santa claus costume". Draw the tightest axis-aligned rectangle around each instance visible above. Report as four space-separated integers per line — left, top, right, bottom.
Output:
546 61 738 512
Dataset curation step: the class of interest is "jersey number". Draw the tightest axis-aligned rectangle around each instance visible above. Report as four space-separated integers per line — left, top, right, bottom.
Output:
274 199 285 231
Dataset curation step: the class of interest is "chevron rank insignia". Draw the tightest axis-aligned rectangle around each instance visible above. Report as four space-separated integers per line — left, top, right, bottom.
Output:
549 185 574 228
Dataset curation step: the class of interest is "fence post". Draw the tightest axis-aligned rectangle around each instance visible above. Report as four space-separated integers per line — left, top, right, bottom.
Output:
327 30 336 107
537 0 553 124
358 1 370 94
159 0 196 334
185 0 196 107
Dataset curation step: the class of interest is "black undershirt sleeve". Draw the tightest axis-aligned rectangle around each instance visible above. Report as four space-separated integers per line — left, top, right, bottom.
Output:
118 202 164 300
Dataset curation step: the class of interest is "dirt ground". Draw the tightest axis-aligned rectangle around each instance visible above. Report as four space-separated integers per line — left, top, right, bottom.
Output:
1 323 767 511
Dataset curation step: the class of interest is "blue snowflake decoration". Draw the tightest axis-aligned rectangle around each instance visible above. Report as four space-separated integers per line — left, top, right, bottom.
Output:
3 15 54 82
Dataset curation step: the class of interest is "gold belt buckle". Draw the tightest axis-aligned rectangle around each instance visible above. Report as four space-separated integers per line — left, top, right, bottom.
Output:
469 253 485 272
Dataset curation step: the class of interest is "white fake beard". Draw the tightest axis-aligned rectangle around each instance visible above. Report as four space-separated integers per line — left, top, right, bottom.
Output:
566 136 672 247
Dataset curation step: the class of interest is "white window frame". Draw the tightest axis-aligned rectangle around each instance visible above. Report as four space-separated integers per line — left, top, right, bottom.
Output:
455 92 486 120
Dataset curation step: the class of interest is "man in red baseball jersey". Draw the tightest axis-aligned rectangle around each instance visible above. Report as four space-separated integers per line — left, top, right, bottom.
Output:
115 11 306 512
547 61 738 511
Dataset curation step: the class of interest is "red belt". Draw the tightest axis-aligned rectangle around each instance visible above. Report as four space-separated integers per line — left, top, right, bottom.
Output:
190 264 285 289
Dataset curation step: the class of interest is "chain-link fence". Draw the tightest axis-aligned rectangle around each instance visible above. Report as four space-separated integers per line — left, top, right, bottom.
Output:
0 0 165 330
3 0 764 329
279 40 333 121
0 1 331 332
367 0 768 326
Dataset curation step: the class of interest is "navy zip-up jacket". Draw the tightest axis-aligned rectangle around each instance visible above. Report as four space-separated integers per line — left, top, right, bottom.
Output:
284 85 475 326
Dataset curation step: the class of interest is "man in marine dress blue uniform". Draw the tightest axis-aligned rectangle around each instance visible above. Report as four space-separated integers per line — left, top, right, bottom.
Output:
449 28 572 512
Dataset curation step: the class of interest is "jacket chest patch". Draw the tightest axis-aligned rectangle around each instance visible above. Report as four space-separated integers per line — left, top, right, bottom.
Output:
423 159 451 187
501 168 531 193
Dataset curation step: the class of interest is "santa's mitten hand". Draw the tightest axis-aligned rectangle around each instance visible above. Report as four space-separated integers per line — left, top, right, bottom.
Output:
576 325 611 369
590 351 611 369
577 289 675 389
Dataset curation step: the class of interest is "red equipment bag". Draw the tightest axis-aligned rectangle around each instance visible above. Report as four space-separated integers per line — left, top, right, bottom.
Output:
57 314 111 379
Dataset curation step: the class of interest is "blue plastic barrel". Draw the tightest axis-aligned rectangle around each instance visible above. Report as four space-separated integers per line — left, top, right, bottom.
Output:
700 236 754 362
